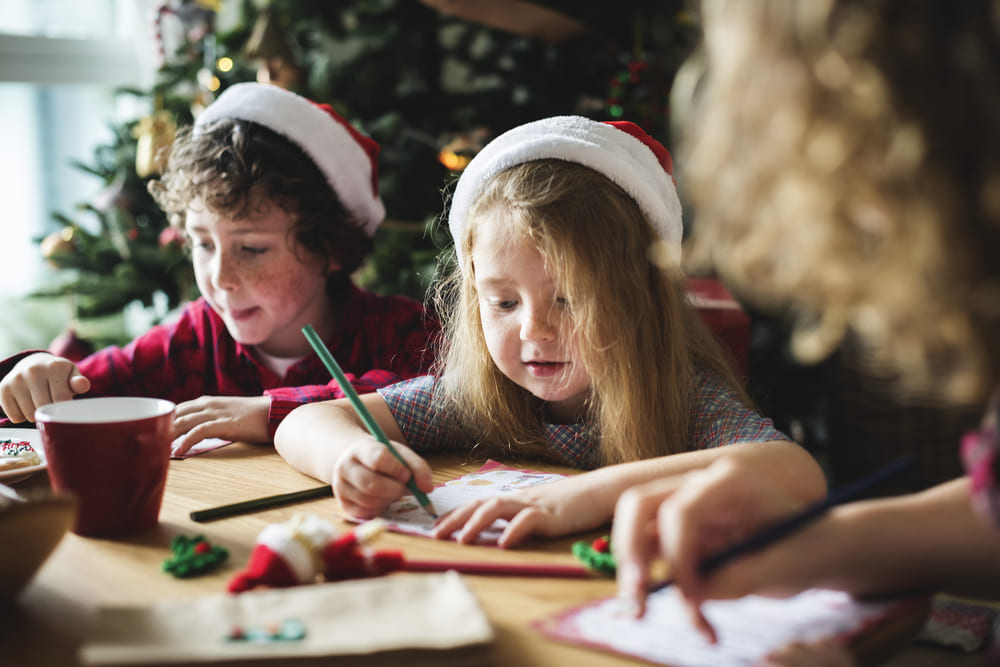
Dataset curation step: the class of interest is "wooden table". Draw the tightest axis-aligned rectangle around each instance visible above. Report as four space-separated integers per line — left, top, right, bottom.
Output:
3 443 637 666
1 443 940 666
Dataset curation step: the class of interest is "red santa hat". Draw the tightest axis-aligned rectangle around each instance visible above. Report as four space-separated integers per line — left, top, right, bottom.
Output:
227 515 402 594
194 82 385 236
448 115 683 266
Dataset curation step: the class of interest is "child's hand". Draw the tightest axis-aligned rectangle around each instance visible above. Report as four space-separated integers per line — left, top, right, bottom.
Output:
0 352 91 422
332 436 433 520
613 457 808 643
433 476 609 548
170 395 272 455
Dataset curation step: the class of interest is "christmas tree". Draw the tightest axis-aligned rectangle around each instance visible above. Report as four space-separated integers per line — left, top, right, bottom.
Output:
35 0 699 351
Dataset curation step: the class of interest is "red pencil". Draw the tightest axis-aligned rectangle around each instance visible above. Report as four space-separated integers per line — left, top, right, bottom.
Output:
401 559 595 578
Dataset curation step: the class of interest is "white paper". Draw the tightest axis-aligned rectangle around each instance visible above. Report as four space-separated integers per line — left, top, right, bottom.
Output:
371 462 567 543
540 587 909 667
171 437 231 459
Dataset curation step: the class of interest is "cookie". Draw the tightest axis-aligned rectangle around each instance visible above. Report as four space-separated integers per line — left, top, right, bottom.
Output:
0 439 41 471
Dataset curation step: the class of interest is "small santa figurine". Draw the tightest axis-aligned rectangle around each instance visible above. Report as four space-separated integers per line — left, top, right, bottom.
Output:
228 514 404 593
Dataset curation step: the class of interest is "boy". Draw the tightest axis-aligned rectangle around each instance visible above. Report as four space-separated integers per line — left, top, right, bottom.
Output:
0 83 437 454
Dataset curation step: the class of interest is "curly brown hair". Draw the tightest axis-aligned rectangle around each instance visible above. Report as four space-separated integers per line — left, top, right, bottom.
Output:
680 0 1000 405
148 119 374 292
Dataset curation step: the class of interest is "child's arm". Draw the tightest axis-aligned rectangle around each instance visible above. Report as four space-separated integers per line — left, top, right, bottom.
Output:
273 393 434 518
0 352 92 422
433 438 825 548
613 460 1000 643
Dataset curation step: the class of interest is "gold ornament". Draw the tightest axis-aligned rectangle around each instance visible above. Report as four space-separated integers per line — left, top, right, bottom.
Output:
245 8 303 89
438 129 489 172
193 0 222 12
40 227 77 267
133 110 177 178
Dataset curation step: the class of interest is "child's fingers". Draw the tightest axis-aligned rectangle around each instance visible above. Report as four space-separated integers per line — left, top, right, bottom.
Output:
682 595 719 645
496 506 549 547
333 475 399 519
353 439 418 484
612 477 685 613
455 498 512 544
432 501 479 540
399 449 434 492
0 377 32 422
170 419 219 456
445 497 533 546
0 392 29 423
67 372 91 396
335 450 409 508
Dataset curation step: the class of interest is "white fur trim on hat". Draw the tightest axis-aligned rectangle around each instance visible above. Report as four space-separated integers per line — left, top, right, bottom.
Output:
448 115 682 266
194 82 385 236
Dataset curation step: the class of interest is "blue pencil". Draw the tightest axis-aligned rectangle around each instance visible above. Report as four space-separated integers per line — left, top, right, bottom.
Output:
302 325 437 518
653 454 915 590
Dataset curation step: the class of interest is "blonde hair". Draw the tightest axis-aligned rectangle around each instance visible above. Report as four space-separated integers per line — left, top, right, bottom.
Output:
432 159 747 467
681 0 1000 405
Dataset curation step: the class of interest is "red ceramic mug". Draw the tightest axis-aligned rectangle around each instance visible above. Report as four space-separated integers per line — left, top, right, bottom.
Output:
35 397 175 537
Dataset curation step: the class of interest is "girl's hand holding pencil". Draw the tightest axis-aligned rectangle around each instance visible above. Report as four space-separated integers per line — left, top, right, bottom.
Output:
332 430 435 520
301 325 437 520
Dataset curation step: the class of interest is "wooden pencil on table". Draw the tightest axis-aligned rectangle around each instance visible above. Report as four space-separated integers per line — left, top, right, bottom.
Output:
190 485 332 522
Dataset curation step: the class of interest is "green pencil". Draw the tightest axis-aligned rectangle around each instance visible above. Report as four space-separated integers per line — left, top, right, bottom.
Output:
302 324 437 518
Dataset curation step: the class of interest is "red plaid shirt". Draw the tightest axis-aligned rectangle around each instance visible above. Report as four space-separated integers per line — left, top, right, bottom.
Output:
1 286 438 438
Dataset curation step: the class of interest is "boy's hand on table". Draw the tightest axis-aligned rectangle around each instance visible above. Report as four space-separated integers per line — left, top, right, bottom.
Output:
0 352 90 422
332 436 433 519
170 395 271 455
433 475 613 548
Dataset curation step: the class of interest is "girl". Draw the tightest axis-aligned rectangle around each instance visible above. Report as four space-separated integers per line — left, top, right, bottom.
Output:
612 0 1000 658
0 83 437 454
275 115 825 547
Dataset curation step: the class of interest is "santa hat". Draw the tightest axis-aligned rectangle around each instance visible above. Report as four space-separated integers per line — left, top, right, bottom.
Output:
227 515 403 593
194 82 385 236
448 115 683 266
227 514 338 593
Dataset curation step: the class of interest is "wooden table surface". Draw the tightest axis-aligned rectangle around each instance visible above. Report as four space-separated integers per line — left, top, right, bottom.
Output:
0 442 967 666
2 443 644 666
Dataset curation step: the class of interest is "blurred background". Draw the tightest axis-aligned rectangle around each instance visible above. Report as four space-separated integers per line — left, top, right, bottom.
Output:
0 0 696 357
0 0 976 494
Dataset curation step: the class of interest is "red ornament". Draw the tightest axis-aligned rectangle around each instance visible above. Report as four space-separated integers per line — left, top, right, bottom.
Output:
48 327 94 362
159 225 184 249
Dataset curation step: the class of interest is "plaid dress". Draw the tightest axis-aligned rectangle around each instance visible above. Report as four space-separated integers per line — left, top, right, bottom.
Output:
378 373 789 470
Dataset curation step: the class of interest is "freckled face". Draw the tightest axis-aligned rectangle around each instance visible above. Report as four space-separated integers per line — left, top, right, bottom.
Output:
472 217 591 422
185 200 335 358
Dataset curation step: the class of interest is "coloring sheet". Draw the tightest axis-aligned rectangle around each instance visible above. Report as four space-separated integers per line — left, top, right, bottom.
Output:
535 587 922 667
369 460 567 543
